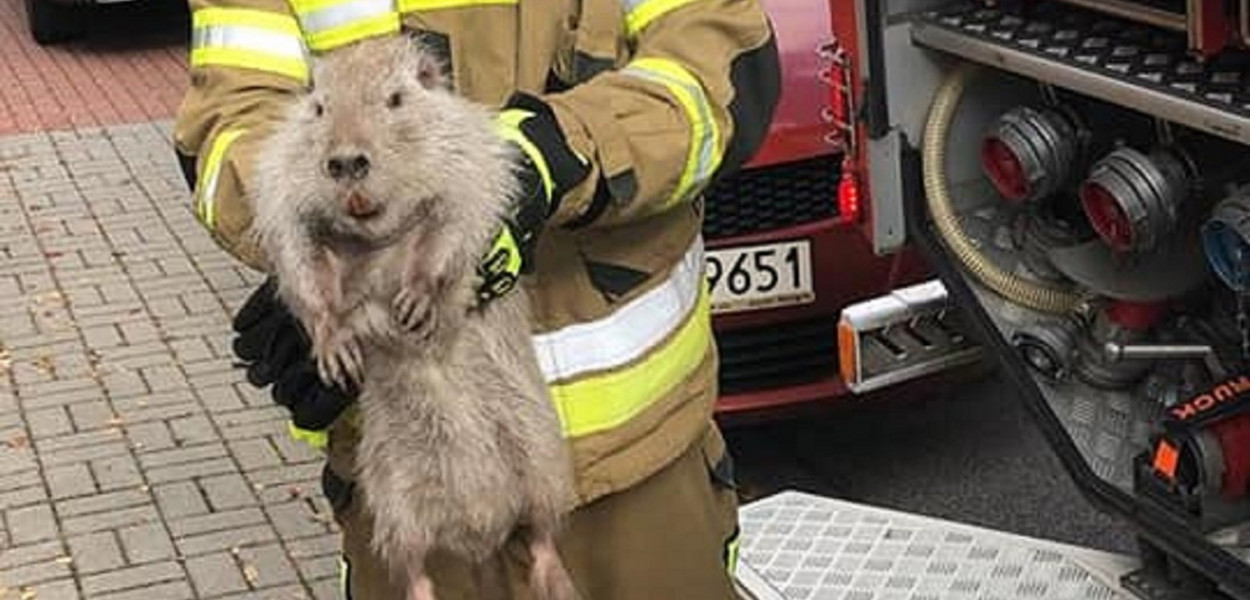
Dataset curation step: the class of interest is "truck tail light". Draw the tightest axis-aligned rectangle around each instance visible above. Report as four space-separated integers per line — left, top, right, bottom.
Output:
980 106 1083 204
1202 192 1250 291
837 158 862 225
1079 146 1188 254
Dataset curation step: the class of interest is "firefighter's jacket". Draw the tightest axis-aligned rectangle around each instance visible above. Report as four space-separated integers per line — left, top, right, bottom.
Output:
173 0 781 505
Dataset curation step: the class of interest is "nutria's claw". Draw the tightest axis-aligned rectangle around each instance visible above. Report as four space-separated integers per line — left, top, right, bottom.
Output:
393 286 435 339
313 322 364 390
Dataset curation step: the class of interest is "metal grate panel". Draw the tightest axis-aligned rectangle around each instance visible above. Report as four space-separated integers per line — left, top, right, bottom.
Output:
703 155 841 240
911 0 1250 146
716 318 838 395
736 491 1135 600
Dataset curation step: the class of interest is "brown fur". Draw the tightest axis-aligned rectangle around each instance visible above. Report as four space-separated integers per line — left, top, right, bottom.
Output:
246 35 578 600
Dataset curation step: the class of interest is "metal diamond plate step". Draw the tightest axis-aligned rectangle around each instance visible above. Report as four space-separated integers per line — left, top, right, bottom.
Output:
910 0 1250 146
735 491 1139 600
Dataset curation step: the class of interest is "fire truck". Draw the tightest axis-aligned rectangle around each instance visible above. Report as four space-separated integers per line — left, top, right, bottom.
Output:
727 0 1250 599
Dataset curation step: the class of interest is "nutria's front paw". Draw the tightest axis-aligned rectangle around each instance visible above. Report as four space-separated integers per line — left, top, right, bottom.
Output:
392 284 436 340
312 318 364 390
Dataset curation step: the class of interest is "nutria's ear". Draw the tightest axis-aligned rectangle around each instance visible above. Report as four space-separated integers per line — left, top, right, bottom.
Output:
414 50 449 90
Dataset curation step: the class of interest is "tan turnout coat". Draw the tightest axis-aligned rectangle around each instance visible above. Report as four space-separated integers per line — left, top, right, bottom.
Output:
173 0 781 507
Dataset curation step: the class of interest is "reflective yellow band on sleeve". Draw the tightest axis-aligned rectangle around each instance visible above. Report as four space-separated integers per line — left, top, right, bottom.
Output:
621 58 722 208
288 421 329 450
397 0 515 11
290 0 399 52
495 109 556 201
190 8 310 82
621 0 700 38
195 128 247 231
536 236 712 438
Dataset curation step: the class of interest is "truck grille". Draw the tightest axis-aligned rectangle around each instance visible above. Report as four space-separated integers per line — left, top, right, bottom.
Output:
702 155 840 240
715 318 838 395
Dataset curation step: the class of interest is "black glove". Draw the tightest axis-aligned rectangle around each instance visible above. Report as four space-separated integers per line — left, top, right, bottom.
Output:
232 277 355 446
476 93 591 306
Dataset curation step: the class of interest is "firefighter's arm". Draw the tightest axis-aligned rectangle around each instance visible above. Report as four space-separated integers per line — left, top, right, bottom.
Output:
498 0 781 230
173 0 313 271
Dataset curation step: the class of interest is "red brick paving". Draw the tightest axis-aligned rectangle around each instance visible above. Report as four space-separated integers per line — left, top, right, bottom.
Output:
0 0 190 135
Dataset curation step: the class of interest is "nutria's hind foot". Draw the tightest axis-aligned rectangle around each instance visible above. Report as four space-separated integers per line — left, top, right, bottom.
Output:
529 533 579 600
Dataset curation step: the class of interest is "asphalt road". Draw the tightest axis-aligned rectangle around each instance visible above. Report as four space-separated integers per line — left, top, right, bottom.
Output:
723 370 1140 555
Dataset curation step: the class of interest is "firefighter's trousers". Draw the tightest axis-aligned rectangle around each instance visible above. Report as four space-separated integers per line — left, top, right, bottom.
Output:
323 422 743 599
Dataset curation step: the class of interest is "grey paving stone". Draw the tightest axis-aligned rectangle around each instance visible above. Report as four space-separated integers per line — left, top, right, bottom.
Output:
201 473 257 512
295 555 339 582
233 544 299 589
185 552 249 598
117 523 176 564
169 415 217 446
264 502 330 542
27 406 73 438
0 540 66 570
68 531 125 575
174 525 278 558
56 488 150 518
152 481 209 520
0 558 74 589
90 455 144 491
46 462 96 499
20 577 81 600
147 457 237 485
139 443 227 470
69 400 119 432
308 577 340 600
91 579 194 600
123 421 175 453
81 561 185 597
7 504 58 544
168 507 267 538
0 483 48 511
37 429 124 455
61 505 161 536
226 439 281 472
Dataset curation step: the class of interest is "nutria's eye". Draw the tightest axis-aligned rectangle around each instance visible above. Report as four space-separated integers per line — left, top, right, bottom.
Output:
313 101 324 117
387 91 403 109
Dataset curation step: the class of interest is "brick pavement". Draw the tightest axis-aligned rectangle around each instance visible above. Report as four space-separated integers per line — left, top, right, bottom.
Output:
0 0 189 135
0 122 346 600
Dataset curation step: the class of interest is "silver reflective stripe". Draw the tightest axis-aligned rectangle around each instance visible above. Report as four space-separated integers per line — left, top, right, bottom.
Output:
621 0 645 10
622 64 718 193
531 235 705 383
191 25 307 61
298 0 394 35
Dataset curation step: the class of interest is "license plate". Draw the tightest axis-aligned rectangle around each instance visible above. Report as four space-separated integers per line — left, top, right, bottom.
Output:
706 240 815 314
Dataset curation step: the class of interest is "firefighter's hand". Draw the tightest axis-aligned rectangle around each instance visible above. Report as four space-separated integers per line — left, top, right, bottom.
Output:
231 277 355 449
475 93 590 306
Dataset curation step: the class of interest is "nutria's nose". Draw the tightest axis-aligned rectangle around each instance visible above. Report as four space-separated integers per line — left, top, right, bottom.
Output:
327 153 370 181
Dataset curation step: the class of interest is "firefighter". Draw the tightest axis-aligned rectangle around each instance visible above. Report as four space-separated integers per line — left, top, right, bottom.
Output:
172 0 780 596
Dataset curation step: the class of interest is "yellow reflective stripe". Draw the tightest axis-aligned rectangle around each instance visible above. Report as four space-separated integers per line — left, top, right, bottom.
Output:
195 128 246 231
287 421 329 450
495 109 555 200
622 0 700 38
291 0 399 52
725 532 741 575
190 8 310 81
622 58 722 207
396 0 515 11
549 282 712 439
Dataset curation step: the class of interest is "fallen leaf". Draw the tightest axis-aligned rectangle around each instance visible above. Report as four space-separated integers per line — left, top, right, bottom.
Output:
287 486 302 499
55 557 73 564
32 356 56 377
106 417 124 427
6 434 29 449
19 587 36 600
242 563 260 585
